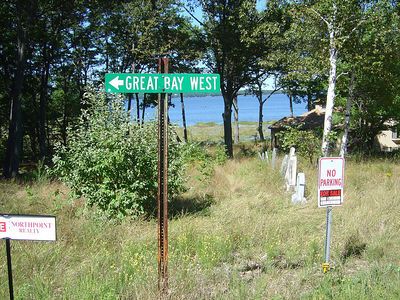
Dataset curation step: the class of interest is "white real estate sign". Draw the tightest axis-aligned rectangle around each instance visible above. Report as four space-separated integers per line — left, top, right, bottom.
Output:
318 157 345 207
0 214 56 241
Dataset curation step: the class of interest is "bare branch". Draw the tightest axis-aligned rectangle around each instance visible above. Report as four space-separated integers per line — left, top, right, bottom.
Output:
183 5 205 27
340 19 366 43
233 71 268 95
336 72 349 80
232 99 238 111
308 7 331 27
262 86 282 104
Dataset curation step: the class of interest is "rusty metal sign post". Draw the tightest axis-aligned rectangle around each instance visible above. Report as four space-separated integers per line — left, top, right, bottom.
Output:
157 57 169 295
104 61 220 296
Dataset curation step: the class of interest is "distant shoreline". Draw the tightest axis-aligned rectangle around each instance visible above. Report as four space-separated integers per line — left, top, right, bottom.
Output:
175 120 276 127
170 90 285 98
143 93 306 126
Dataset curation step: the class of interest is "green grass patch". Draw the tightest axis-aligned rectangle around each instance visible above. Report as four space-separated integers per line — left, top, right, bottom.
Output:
175 122 271 143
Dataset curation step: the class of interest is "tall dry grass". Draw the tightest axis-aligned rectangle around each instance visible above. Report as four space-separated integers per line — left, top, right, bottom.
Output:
0 155 399 299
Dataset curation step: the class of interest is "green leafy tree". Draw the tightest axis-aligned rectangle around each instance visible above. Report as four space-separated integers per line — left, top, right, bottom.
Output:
52 90 186 219
248 1 293 141
126 0 204 122
2 0 36 178
347 1 400 150
1 0 91 176
289 0 377 155
278 1 328 112
199 0 265 157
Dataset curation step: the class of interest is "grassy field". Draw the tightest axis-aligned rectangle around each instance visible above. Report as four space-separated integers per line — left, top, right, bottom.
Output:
175 121 273 143
0 140 400 299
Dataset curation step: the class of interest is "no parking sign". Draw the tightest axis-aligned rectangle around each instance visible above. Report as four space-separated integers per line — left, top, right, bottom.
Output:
318 157 344 207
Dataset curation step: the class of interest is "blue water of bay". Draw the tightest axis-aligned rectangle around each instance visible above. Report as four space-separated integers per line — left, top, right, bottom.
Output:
140 93 307 126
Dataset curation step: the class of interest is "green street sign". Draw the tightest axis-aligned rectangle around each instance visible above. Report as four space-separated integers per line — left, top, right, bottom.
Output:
105 73 220 94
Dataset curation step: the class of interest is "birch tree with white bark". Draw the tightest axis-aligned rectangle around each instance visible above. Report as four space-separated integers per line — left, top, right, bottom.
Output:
296 0 374 156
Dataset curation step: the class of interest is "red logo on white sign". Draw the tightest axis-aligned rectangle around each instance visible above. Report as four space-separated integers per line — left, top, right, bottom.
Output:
0 222 6 232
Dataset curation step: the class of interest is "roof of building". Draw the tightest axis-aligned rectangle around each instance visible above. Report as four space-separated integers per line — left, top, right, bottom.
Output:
268 106 325 130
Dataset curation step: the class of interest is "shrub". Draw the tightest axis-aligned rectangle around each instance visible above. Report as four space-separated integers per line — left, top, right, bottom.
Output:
277 127 321 164
51 90 185 219
180 142 227 182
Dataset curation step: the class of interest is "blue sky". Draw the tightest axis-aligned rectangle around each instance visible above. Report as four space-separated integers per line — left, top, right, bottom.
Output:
181 0 266 24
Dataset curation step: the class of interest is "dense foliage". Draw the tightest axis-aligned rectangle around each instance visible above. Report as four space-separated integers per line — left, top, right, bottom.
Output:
181 142 227 181
2 0 400 178
51 91 185 218
0 0 201 178
277 127 321 164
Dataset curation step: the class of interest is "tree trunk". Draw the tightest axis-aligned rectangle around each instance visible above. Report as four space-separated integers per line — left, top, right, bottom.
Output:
222 96 233 158
46 118 51 155
127 93 133 123
135 93 140 124
127 93 132 112
307 91 313 111
289 93 294 117
3 1 27 178
28 90 38 159
257 83 264 141
60 74 69 146
29 88 38 159
62 100 68 146
38 43 50 161
321 24 338 157
233 96 239 144
29 125 37 160
180 93 188 143
141 94 146 125
340 72 354 157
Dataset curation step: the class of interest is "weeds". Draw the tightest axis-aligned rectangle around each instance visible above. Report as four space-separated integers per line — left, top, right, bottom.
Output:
341 233 367 262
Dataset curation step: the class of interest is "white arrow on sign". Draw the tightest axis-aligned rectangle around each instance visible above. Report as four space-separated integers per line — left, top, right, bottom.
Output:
109 76 124 90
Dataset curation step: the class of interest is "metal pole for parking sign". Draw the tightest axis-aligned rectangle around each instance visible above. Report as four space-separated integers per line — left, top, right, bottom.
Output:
5 239 14 300
323 206 332 273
